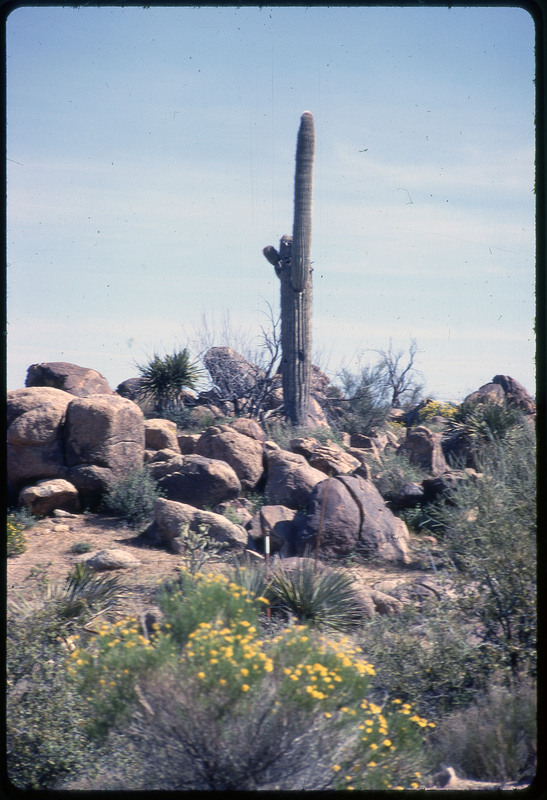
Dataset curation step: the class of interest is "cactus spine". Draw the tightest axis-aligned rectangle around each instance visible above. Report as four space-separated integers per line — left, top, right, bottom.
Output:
263 111 315 425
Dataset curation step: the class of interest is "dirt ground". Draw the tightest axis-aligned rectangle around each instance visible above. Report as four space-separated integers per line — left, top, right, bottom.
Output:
7 511 440 620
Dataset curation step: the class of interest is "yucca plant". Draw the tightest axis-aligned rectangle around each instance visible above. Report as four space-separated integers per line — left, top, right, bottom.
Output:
268 559 362 631
136 348 203 415
443 399 526 467
51 561 125 622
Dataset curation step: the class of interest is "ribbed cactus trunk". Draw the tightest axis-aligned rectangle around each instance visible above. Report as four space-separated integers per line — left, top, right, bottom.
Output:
263 111 315 426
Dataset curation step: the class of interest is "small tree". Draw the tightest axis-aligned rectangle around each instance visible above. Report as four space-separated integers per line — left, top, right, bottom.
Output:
136 349 203 416
371 339 423 409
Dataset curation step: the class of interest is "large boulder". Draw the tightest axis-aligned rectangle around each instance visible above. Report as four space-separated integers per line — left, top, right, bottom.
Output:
26 362 113 396
298 475 410 564
7 387 73 498
289 437 360 475
146 449 186 481
18 478 80 516
247 504 305 555
157 454 241 508
177 433 200 454
64 394 145 476
400 425 448 475
144 419 180 452
204 347 261 402
65 464 117 509
263 445 327 509
308 442 361 476
463 382 505 407
492 374 536 415
194 425 265 491
151 497 247 552
228 418 268 442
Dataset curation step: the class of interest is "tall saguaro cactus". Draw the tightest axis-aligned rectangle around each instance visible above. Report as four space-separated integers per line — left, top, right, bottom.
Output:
263 111 315 426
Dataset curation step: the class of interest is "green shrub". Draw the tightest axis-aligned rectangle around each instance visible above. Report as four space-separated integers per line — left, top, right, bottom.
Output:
359 601 494 719
101 465 162 528
68 570 433 790
177 523 224 574
369 446 427 500
417 400 459 423
430 679 536 782
7 515 27 556
443 399 527 467
70 541 92 554
7 617 100 788
263 420 343 450
6 566 120 788
430 423 536 677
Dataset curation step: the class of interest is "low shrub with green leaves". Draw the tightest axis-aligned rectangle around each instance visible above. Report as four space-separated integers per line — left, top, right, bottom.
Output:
430 679 536 783
101 465 162 528
417 400 459 423
70 541 92 555
6 563 126 788
369 446 427 501
359 601 494 719
263 420 343 450
7 515 27 556
66 569 434 790
177 523 224 574
442 399 527 467
430 423 536 678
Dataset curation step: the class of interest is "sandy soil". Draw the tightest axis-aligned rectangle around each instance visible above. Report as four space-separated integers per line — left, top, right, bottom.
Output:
7 511 439 620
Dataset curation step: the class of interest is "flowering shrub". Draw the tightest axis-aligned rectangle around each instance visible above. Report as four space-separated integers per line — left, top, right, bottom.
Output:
67 569 434 789
7 515 27 556
418 400 459 423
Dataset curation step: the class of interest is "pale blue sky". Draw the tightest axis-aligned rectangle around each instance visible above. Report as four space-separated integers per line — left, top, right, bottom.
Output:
7 5 536 401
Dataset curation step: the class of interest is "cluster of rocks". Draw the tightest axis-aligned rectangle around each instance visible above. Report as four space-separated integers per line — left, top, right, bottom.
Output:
8 360 535 570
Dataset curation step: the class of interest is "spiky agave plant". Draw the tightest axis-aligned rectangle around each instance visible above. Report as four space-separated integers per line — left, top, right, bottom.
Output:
136 348 203 415
268 559 362 631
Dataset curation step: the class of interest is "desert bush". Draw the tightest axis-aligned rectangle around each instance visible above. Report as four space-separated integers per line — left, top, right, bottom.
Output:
101 465 162 528
155 568 269 650
331 364 392 436
67 570 433 790
430 423 536 677
6 564 124 788
359 600 493 719
177 523 224 574
7 615 100 789
69 541 92 554
66 616 177 740
442 399 527 467
430 679 536 782
263 420 343 450
417 400 459 423
369 446 427 501
7 515 27 556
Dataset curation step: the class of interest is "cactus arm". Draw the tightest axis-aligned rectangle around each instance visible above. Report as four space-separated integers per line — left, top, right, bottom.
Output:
263 245 282 279
291 111 315 292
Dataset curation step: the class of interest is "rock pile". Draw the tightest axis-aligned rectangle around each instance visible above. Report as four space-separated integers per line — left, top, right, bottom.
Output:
8 361 535 579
